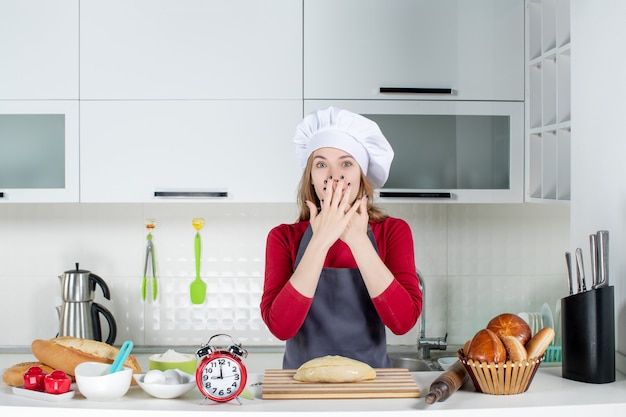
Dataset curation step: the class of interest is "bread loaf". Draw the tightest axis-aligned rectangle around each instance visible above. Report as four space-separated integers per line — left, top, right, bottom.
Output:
525 327 555 359
31 337 142 379
467 328 507 363
500 335 528 362
2 362 55 387
486 313 532 345
293 355 376 383
462 339 472 356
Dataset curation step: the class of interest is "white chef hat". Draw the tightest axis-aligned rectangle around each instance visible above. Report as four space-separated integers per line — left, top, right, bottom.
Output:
293 107 394 189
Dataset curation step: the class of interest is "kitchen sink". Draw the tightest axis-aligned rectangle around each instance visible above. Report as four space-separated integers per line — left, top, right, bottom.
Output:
388 354 442 372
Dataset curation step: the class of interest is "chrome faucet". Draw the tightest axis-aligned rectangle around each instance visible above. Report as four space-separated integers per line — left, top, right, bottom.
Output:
416 269 447 359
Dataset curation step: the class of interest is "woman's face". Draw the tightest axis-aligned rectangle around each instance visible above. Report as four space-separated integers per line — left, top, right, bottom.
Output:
310 147 362 204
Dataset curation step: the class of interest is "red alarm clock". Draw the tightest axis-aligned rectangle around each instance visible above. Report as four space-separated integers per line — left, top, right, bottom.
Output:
195 334 248 403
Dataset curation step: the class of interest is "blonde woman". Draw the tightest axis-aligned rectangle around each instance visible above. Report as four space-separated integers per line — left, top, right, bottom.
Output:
261 107 422 368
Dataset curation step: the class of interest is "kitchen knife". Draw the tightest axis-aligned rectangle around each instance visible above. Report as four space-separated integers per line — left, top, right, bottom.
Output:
565 251 574 295
595 230 609 288
575 247 587 292
589 234 598 288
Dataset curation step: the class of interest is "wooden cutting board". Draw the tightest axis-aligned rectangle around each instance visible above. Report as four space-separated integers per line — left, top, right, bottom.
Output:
261 368 420 399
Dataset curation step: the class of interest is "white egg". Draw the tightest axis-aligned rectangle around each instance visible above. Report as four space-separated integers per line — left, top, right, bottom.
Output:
163 369 182 385
143 369 166 384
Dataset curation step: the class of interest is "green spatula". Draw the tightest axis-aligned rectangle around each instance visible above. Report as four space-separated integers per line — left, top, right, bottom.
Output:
190 218 206 304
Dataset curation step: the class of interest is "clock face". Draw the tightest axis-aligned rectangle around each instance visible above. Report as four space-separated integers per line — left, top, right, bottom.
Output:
196 353 247 402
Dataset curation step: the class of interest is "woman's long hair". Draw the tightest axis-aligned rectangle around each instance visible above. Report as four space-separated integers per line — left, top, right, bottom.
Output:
296 155 389 223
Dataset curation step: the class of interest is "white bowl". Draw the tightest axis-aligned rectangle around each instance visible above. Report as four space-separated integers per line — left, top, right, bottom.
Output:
134 369 196 399
437 356 458 371
74 362 133 401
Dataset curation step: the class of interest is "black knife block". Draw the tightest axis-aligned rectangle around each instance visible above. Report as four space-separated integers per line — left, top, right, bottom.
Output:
561 286 615 383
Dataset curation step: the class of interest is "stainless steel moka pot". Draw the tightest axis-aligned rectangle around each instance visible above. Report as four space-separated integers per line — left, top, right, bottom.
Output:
56 263 117 345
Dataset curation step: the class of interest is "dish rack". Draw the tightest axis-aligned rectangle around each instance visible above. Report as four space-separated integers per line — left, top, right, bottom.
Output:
519 301 561 363
543 345 562 363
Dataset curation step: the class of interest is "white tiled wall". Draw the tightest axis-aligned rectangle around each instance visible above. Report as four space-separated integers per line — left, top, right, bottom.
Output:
0 202 570 349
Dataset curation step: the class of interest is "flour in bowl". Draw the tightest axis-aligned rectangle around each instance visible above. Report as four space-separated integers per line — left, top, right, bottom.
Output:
152 349 195 362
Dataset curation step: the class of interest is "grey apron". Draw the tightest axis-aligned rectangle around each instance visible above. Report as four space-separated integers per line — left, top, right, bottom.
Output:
283 225 391 369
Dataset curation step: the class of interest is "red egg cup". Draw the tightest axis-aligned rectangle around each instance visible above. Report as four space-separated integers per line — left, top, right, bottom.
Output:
23 366 47 392
44 370 72 395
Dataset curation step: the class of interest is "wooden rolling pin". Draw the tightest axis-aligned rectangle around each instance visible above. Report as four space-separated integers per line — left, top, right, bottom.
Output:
424 361 469 404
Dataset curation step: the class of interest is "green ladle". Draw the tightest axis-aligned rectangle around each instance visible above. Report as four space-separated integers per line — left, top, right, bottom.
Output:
190 218 206 304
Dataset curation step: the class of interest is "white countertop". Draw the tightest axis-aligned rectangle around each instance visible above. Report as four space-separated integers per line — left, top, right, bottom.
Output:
2 352 626 416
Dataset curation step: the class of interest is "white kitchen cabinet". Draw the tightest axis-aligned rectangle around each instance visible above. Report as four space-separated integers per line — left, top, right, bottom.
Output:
79 0 301 100
80 100 302 203
305 100 524 203
525 0 571 203
304 0 524 102
0 101 79 202
0 0 78 99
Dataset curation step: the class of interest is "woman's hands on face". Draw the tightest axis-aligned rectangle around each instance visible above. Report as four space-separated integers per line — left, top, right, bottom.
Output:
340 194 369 246
305 177 368 248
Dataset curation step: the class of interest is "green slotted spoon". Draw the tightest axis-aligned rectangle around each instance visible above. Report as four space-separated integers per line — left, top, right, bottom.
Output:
190 218 206 304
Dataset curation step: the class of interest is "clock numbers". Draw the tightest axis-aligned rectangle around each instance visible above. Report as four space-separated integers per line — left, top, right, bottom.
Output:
199 357 242 397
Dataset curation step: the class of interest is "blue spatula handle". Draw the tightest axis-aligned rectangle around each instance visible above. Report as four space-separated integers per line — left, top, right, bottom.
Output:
109 340 134 374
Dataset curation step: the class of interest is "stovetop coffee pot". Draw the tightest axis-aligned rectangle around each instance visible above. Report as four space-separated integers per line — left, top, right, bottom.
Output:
56 263 117 345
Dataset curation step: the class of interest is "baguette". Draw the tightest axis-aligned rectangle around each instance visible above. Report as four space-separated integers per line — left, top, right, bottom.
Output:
31 337 142 380
525 327 555 359
2 362 55 387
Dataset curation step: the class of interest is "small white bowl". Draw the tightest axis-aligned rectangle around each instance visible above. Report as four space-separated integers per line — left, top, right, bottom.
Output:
133 369 196 399
74 362 133 401
437 356 458 371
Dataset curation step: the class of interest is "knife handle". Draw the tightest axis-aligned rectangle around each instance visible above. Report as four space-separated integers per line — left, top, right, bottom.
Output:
596 230 609 287
589 234 598 288
565 251 573 295
575 248 586 292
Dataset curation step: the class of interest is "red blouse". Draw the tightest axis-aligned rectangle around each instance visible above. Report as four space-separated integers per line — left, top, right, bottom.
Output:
260 217 423 340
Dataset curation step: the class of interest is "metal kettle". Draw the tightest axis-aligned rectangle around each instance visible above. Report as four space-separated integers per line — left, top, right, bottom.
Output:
56 263 117 345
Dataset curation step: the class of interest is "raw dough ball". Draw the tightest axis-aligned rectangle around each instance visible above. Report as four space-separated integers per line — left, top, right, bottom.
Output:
293 355 376 383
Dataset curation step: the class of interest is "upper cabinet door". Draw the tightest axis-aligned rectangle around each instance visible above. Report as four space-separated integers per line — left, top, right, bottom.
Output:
0 0 79 99
304 0 524 101
79 100 302 203
0 100 79 202
80 0 302 100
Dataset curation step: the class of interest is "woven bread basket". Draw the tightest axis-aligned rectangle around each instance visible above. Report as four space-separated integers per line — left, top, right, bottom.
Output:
457 349 543 395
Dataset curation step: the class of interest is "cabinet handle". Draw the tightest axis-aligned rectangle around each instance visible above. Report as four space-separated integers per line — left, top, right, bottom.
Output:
154 190 228 198
379 191 452 198
380 87 453 95
0 192 4 199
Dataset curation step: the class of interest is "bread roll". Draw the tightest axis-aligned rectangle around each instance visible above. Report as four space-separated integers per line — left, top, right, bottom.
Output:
31 337 142 380
2 362 55 387
500 335 528 362
487 313 532 345
293 355 376 383
462 339 472 356
467 328 507 363
525 327 555 359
